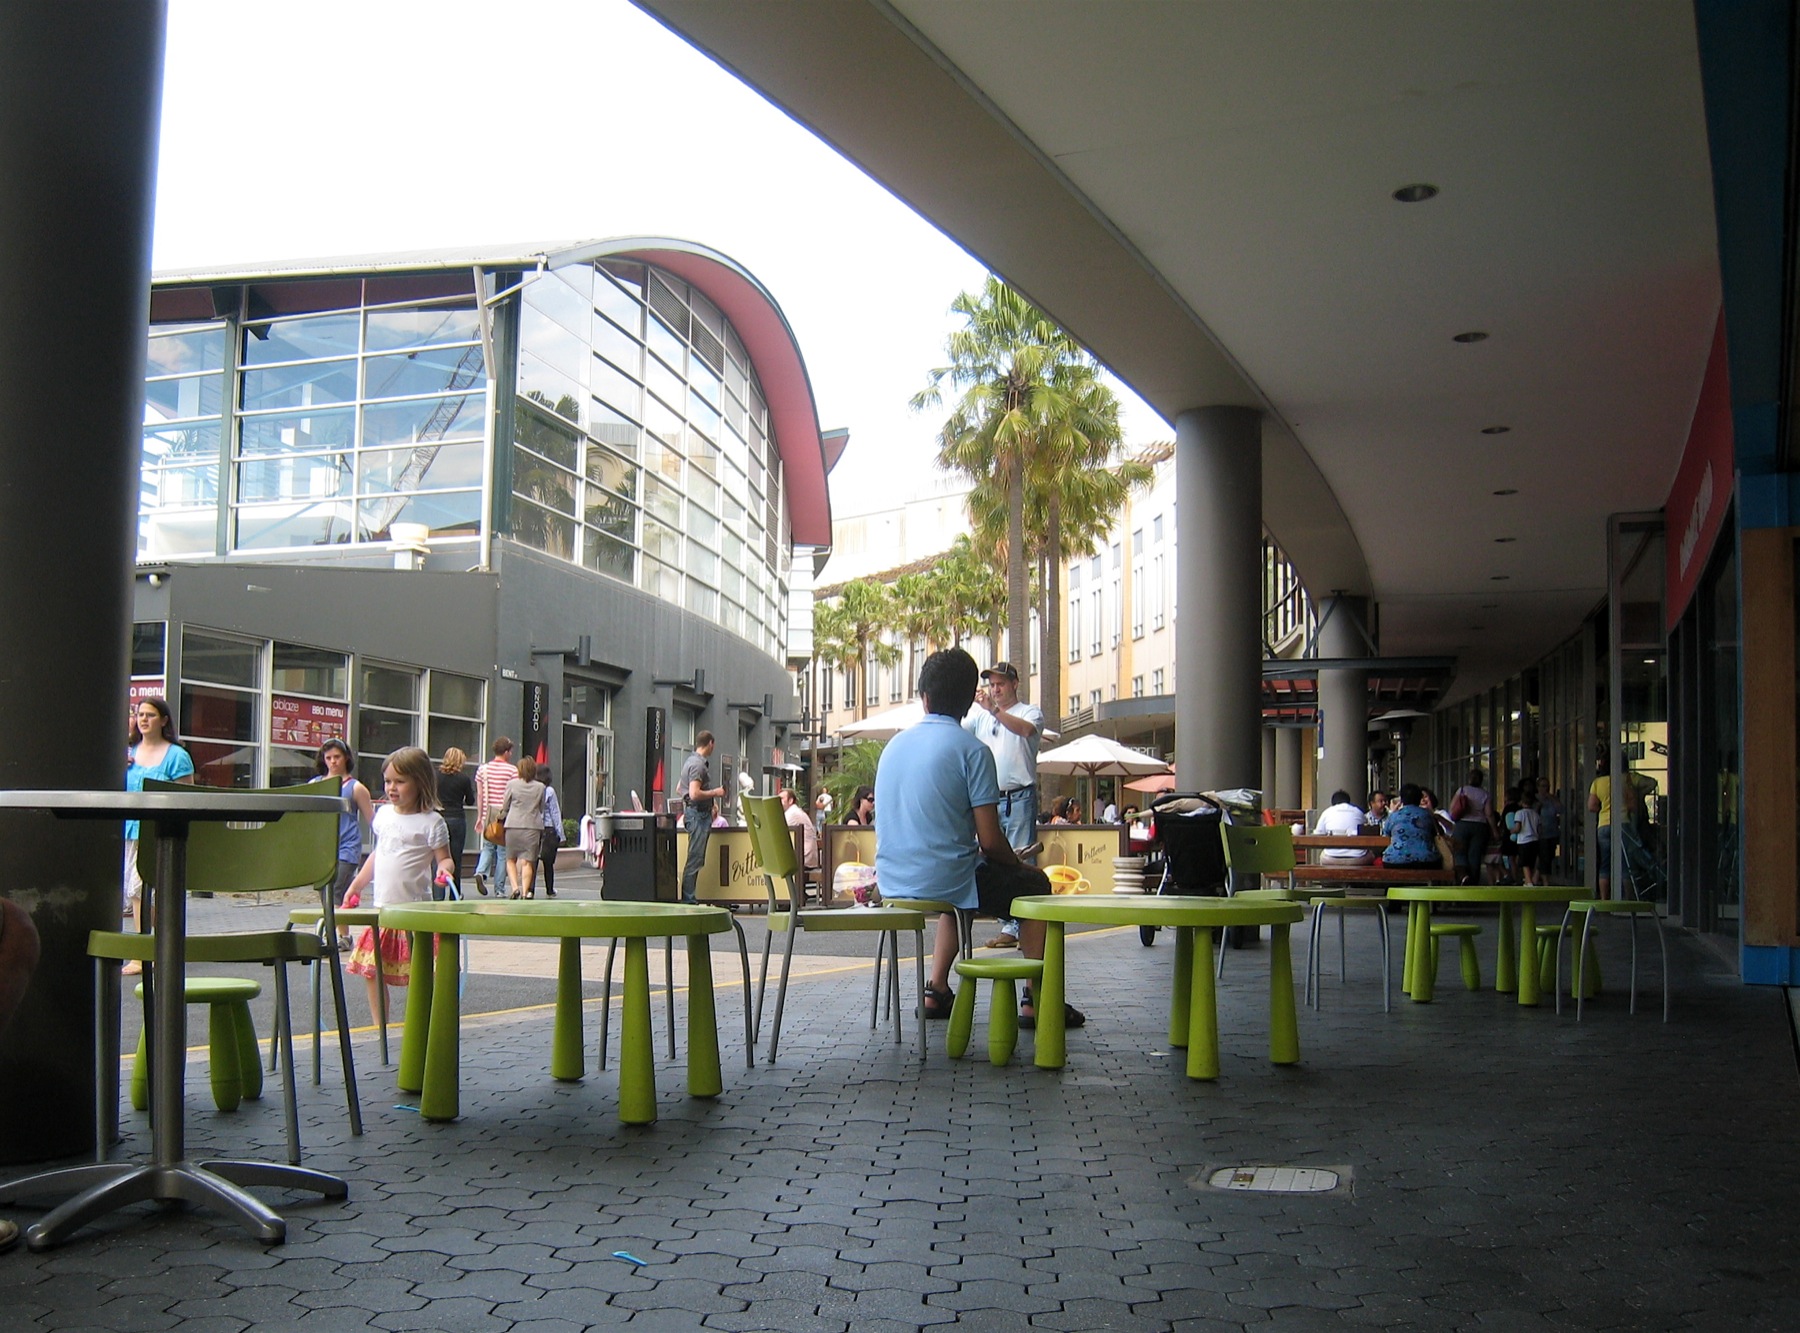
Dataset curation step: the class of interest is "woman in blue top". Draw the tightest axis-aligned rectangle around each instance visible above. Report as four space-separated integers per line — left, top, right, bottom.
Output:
1380 783 1441 868
316 739 376 908
122 697 195 974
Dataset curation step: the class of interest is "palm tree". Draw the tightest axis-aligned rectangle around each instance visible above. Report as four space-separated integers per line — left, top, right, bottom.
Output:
933 534 1008 652
816 579 899 721
914 277 1093 698
955 362 1151 723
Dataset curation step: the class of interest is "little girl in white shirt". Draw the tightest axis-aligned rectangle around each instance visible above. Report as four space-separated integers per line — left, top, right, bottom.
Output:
344 746 454 1025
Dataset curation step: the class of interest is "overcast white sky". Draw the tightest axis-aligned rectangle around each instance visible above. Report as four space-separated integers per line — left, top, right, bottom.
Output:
152 0 1164 519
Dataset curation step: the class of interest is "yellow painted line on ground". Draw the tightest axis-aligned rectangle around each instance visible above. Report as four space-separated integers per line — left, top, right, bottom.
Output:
144 924 1136 1057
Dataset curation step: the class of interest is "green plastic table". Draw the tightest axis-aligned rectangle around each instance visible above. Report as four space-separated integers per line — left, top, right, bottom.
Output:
1388 885 1589 1006
1010 894 1306 1079
380 900 738 1124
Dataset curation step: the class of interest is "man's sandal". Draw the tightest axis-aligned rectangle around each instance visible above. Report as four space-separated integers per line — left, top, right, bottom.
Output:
1019 1002 1086 1031
0 1218 20 1254
922 984 955 1020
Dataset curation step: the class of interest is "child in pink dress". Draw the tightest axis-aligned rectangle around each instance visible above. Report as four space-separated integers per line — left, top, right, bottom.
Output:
344 746 454 1024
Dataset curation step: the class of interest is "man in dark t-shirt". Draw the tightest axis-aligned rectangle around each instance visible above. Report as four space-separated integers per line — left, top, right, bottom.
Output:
678 732 724 903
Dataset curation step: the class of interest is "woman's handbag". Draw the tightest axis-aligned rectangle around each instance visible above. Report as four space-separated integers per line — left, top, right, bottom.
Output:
484 816 505 844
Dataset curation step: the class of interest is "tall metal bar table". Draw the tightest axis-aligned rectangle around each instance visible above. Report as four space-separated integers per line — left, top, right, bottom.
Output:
0 789 348 1249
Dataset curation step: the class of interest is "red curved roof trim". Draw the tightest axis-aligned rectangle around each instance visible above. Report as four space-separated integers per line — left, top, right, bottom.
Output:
620 247 831 546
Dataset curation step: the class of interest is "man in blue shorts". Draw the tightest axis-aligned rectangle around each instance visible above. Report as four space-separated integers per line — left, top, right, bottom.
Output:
876 647 1083 1029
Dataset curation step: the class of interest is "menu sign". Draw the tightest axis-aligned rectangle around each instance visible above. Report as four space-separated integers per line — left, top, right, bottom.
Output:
271 694 349 748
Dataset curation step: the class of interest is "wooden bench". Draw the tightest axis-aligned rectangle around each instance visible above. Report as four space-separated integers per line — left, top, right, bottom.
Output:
1292 834 1389 854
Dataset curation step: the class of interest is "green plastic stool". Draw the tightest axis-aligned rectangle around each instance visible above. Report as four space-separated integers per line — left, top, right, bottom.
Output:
949 957 1045 1066
132 976 263 1112
1535 923 1599 997
1428 923 1483 992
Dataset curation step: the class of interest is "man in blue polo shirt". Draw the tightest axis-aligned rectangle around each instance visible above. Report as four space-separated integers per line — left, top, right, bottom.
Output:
876 647 1083 1029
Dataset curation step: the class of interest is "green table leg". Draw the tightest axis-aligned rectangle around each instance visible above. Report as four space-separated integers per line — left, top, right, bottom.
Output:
397 929 433 1094
1495 904 1518 993
1402 903 1421 995
1186 927 1219 1079
686 936 721 1098
1516 904 1540 1006
420 932 461 1122
619 937 657 1124
1268 924 1299 1065
552 937 585 1082
1169 926 1193 1046
1033 922 1067 1069
1410 904 1436 1002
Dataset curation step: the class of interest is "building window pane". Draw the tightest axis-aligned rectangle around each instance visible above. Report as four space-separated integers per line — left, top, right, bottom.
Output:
242 313 360 366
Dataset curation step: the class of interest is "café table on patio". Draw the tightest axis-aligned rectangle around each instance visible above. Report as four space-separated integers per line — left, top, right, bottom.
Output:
0 787 348 1250
1387 884 1590 1006
1010 893 1306 1080
380 899 746 1124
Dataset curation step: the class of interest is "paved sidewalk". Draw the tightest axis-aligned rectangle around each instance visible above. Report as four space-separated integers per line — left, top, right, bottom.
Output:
5 906 1799 1331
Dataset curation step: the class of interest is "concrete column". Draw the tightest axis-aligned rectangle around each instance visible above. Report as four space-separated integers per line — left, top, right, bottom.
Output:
0 2 166 1163
1174 407 1262 792
1316 595 1372 807
1274 727 1303 810
1260 727 1277 802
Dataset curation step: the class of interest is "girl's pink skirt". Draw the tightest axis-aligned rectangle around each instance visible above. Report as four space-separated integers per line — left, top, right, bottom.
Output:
346 926 423 985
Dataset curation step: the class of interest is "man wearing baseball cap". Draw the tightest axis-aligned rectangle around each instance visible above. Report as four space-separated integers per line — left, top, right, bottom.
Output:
965 660 1043 949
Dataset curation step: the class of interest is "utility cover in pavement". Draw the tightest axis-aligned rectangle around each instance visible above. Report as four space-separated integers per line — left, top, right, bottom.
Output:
1207 1165 1340 1193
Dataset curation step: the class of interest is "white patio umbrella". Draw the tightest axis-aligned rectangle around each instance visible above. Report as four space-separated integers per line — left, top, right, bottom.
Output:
1035 733 1173 780
836 699 925 740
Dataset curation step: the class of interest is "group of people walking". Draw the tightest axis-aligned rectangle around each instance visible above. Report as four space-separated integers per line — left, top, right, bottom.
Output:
470 737 564 900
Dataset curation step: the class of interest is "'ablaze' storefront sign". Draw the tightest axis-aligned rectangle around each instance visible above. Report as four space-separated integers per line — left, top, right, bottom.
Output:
271 694 349 748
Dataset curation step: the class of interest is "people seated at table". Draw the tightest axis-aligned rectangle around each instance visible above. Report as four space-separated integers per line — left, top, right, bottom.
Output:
874 648 1082 1030
1313 790 1373 863
1419 786 1456 839
1379 784 1442 867
779 787 819 871
846 785 875 826
1365 790 1389 824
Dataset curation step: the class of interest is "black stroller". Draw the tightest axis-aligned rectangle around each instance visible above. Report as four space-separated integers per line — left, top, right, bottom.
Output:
1139 792 1228 946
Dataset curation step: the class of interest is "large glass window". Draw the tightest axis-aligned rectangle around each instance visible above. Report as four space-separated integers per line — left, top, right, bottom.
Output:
180 630 262 788
508 259 787 652
427 671 485 758
357 662 419 776
141 322 230 559
223 291 485 553
270 642 350 786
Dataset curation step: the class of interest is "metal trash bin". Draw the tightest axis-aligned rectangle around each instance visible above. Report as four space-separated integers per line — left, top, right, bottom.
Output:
602 811 677 902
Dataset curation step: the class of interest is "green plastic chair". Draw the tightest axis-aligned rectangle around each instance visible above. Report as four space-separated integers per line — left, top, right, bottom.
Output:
1219 823 1298 978
742 794 929 1064
89 776 362 1169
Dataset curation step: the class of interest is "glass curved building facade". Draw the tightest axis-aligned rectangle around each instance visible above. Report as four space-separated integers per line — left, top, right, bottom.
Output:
136 240 830 813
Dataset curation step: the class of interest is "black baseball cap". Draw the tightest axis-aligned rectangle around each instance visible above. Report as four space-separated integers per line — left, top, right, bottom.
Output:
982 662 1020 682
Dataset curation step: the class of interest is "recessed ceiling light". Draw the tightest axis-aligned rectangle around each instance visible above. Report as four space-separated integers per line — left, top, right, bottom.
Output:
1492 488 1518 496
1490 575 1511 581
1393 183 1439 203
1494 536 1516 543
1453 331 1488 343
1481 425 1511 435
